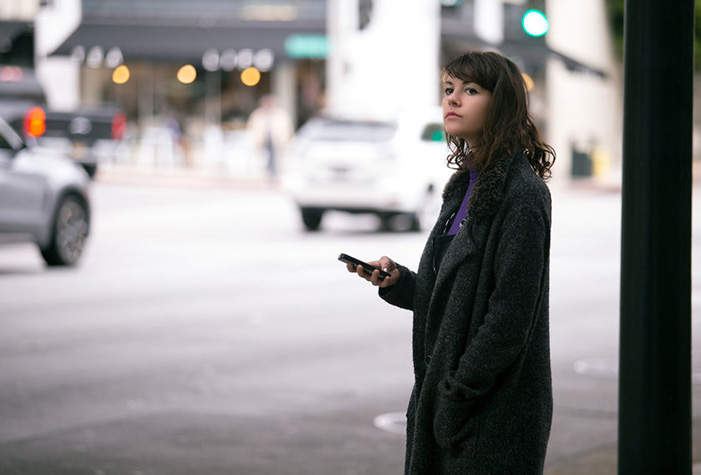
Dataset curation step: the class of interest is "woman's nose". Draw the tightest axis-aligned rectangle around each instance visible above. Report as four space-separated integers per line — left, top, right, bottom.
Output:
446 91 460 105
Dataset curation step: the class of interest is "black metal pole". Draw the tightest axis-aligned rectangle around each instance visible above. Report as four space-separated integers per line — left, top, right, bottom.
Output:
619 0 694 473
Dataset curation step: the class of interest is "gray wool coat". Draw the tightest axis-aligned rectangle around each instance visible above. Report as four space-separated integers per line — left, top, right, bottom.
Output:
379 150 553 474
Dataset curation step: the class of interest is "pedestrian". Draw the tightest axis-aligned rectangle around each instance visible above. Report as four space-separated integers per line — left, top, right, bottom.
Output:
345 50 556 474
246 94 294 181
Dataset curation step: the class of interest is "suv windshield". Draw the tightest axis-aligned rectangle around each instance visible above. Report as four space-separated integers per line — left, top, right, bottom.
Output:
300 119 397 142
0 133 10 150
0 120 22 150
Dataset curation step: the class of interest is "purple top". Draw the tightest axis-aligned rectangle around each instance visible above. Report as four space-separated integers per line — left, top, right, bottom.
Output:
447 170 479 235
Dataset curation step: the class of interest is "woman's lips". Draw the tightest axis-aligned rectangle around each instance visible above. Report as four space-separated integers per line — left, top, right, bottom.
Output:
445 113 461 119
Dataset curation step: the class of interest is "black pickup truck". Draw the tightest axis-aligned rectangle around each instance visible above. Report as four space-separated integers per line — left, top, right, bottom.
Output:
0 65 125 178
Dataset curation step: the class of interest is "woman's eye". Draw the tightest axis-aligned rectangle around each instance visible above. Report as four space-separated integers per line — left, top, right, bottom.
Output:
466 87 478 95
444 87 454 95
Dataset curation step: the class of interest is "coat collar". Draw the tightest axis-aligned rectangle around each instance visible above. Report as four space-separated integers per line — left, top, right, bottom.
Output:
442 149 515 221
423 151 521 316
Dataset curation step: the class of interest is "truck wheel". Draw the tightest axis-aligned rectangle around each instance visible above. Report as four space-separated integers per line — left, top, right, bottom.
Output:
378 213 394 232
40 196 90 266
301 208 324 231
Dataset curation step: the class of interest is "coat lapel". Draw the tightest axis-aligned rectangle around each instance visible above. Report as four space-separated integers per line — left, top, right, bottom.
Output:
431 151 516 299
417 170 470 280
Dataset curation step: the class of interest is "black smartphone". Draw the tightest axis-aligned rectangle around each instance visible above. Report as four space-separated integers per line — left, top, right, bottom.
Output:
338 253 391 280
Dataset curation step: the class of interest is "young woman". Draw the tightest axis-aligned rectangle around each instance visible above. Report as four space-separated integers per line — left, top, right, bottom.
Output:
346 51 556 473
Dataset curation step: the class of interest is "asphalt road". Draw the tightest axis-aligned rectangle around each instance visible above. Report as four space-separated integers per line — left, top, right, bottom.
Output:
0 175 700 474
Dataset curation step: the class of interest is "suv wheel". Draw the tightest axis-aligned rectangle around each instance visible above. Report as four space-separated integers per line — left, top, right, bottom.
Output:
40 196 89 266
301 208 324 231
409 188 438 232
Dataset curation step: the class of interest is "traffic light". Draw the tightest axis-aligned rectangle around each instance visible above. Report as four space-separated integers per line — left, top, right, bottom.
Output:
522 9 549 37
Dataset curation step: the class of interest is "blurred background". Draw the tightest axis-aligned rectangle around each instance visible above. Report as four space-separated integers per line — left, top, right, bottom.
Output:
0 0 700 473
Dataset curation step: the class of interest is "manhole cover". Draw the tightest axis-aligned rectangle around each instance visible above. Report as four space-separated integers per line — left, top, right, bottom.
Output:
574 358 619 380
373 412 406 436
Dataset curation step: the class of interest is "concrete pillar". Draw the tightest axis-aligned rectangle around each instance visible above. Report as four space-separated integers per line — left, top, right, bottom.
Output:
34 0 82 110
544 0 622 184
474 0 504 45
326 0 440 117
272 60 297 128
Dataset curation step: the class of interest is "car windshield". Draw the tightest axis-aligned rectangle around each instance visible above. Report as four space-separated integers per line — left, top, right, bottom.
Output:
0 119 22 150
300 119 397 142
0 133 11 150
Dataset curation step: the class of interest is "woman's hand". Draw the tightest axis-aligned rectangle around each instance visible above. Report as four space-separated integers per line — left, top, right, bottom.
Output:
346 256 400 288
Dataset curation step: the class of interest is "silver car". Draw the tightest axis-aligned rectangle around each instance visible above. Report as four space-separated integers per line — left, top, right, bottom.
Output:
0 116 90 266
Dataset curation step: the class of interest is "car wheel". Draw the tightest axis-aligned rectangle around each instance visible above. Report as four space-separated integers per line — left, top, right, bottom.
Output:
40 195 90 266
409 188 439 232
301 208 324 231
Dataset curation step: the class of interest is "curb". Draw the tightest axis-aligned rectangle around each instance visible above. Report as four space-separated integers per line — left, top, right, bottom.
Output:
93 165 275 191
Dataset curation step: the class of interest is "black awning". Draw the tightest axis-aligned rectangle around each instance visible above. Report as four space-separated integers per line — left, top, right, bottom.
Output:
50 20 325 63
495 39 609 79
547 49 608 79
443 34 609 80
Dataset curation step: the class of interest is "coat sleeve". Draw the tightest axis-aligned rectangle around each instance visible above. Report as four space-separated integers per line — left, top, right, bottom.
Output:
378 264 416 311
440 199 549 403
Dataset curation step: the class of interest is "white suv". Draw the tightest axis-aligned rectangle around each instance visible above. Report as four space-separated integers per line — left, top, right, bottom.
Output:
283 108 452 232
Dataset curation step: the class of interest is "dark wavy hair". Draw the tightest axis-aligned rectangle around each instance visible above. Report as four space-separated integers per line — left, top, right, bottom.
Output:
441 51 555 180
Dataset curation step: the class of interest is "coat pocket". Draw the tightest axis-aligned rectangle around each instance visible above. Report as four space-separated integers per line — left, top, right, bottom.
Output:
433 393 479 454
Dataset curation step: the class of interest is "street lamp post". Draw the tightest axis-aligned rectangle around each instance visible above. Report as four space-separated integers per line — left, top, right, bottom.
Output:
619 0 694 473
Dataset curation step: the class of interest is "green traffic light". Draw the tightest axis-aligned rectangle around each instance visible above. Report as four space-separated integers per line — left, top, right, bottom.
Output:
522 9 548 37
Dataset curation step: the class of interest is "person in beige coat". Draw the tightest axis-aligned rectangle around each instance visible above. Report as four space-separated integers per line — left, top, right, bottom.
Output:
246 95 294 180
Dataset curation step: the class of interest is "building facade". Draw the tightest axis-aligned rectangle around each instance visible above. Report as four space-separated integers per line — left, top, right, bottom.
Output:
1 0 623 180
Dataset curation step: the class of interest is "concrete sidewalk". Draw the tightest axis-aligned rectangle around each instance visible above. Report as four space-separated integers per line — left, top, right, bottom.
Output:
91 163 701 474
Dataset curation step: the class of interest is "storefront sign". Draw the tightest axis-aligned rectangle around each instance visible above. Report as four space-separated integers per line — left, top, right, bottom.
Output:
284 34 327 59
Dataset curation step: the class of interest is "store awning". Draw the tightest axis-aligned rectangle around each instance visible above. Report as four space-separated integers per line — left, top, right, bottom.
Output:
443 33 609 80
503 41 608 79
547 49 608 79
49 20 325 63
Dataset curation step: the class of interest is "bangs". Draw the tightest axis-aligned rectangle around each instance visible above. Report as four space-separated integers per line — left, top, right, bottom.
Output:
441 53 499 92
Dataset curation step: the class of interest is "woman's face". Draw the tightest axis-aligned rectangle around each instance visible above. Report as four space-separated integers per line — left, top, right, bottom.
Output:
442 75 492 147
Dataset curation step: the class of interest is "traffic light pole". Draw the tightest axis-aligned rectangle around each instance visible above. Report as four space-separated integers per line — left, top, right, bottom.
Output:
619 0 694 472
